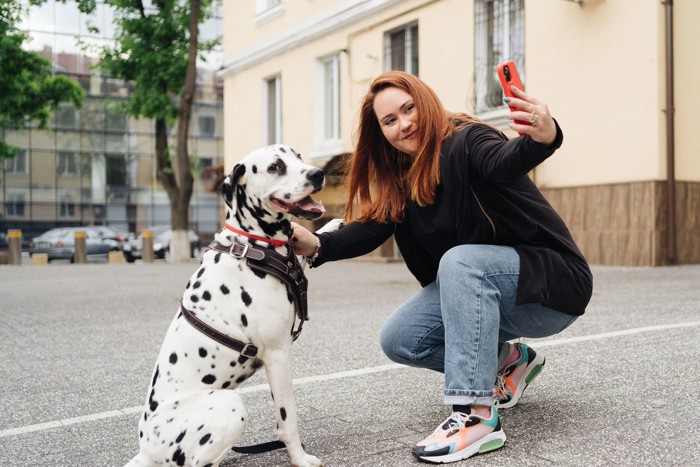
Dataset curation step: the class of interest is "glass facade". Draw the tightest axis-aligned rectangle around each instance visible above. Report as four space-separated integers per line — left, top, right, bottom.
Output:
1 0 225 241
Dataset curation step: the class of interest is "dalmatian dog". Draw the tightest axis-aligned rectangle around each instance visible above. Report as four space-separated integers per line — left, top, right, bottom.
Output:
126 145 333 467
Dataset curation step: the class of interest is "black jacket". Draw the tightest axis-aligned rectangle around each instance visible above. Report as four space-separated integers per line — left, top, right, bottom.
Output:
315 123 592 316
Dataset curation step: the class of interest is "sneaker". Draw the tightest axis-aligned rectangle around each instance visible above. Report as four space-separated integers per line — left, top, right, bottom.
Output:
411 407 506 464
494 342 546 409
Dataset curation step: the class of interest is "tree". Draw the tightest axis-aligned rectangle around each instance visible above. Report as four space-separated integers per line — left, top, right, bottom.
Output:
0 0 85 160
84 0 217 262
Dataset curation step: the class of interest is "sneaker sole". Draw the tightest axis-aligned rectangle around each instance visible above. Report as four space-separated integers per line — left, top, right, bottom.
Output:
412 430 507 464
498 354 546 409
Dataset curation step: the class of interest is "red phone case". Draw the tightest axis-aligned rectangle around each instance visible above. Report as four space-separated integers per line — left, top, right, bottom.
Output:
497 60 527 134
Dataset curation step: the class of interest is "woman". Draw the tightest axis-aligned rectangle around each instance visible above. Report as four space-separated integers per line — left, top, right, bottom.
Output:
292 71 592 464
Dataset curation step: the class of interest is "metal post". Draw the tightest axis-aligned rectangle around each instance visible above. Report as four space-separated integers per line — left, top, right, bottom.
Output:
74 231 87 263
8 229 22 265
142 230 154 263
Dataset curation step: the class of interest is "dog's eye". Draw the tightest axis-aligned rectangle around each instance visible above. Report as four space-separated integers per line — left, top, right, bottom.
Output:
268 163 278 173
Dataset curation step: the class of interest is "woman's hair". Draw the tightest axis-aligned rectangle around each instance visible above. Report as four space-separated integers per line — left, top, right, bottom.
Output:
344 71 483 223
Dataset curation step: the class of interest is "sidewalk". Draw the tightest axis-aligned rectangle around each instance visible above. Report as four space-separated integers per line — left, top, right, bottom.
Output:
1 260 698 466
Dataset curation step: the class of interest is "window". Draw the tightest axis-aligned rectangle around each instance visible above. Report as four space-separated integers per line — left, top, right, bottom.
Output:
198 115 216 137
264 75 281 145
474 0 525 113
55 104 77 128
254 0 283 24
6 193 25 217
318 54 340 143
59 195 76 217
384 22 419 75
58 151 78 175
4 150 28 174
105 154 127 187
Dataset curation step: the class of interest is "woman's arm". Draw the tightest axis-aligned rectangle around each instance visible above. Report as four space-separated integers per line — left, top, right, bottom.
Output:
292 220 394 267
465 87 563 182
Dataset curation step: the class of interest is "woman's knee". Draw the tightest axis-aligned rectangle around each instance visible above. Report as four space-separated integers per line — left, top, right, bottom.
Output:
379 318 409 363
438 245 517 280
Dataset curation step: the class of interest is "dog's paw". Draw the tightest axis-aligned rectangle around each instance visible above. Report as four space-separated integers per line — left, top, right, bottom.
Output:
291 454 324 467
315 218 344 235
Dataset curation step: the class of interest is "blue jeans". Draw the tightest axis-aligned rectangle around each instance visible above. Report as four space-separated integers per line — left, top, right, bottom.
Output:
379 245 578 406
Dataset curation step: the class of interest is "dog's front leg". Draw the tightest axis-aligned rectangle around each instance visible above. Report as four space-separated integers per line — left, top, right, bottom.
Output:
263 348 323 467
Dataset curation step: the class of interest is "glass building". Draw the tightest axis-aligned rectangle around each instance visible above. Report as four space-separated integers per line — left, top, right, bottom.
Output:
1 0 225 242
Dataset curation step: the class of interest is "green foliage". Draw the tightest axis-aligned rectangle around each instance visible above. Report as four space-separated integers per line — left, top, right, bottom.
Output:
0 0 86 160
86 0 217 124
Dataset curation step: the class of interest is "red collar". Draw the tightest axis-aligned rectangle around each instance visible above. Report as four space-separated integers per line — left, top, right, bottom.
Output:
224 223 289 247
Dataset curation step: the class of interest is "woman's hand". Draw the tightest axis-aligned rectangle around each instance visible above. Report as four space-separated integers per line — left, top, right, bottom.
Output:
290 222 319 257
505 86 557 146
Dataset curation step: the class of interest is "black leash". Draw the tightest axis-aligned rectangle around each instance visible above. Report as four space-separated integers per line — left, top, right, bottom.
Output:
232 440 287 454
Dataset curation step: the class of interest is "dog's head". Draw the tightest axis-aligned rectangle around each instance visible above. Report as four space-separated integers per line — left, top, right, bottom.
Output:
222 145 326 230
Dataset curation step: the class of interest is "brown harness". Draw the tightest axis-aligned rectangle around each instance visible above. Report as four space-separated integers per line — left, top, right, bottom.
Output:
179 239 309 358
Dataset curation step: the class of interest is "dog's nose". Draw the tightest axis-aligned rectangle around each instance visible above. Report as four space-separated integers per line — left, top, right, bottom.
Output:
307 168 325 188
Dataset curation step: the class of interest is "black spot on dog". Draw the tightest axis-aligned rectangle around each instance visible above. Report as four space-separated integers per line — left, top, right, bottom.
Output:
284 193 291 200
238 355 249 365
222 381 231 389
169 353 178 364
190 294 199 303
198 424 204 431
202 291 211 301
220 284 230 294
185 281 191 288
252 164 257 174
199 433 211 445
240 288 252 307
252 359 264 370
241 314 248 327
193 281 201 289
230 361 236 367
252 269 267 280
176 430 186 443
201 374 216 384
235 374 249 384
151 365 160 387
139 430 143 438
280 407 287 421
199 347 207 358
150 400 158 412
214 252 221 263
197 267 205 278
172 447 186 466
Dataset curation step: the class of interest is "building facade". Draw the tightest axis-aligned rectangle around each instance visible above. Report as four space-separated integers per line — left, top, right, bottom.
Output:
220 0 700 266
1 0 225 242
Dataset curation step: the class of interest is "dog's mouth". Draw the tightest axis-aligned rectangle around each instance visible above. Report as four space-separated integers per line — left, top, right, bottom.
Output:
271 195 326 220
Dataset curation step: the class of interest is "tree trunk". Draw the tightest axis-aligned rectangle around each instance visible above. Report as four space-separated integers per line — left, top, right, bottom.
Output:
170 0 201 262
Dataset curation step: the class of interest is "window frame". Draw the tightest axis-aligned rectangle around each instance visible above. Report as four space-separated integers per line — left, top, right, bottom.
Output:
311 53 342 159
474 0 525 118
263 74 282 145
383 21 419 75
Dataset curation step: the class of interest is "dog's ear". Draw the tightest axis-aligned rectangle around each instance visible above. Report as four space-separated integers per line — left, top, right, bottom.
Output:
221 163 246 213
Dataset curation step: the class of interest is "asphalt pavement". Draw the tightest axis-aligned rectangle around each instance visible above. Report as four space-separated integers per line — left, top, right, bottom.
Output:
1 258 699 466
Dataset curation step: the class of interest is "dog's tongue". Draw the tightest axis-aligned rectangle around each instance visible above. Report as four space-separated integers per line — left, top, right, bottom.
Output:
297 196 325 214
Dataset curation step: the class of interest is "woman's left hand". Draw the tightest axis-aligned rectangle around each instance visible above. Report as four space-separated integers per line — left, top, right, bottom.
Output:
505 86 557 146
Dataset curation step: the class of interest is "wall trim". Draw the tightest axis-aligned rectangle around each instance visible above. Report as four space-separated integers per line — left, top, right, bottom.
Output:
219 0 402 77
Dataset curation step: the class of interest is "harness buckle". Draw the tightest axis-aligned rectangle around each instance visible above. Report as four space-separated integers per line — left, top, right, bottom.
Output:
240 343 258 358
230 242 249 258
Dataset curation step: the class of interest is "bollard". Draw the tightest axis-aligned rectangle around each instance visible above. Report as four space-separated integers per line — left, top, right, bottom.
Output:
8 229 22 265
142 230 154 263
73 231 87 263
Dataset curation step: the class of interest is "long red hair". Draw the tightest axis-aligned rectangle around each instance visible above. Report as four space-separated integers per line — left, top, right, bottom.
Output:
344 71 482 223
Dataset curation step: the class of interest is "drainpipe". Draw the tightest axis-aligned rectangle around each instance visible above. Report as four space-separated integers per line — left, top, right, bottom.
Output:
663 0 676 264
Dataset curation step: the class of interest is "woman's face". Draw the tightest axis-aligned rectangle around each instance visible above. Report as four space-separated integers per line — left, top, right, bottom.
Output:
373 87 418 156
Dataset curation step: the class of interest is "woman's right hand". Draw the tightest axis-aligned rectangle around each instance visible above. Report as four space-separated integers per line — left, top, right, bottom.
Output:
290 222 319 257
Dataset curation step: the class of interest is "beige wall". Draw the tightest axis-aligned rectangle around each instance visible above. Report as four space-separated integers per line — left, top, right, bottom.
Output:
222 0 700 265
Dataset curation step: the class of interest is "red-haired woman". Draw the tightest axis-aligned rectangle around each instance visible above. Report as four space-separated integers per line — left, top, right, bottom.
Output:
292 71 592 464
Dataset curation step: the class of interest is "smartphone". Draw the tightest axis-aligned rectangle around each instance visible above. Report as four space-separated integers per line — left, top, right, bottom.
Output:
496 60 527 134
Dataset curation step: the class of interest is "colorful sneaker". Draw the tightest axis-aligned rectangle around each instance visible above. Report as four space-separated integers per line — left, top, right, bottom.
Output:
411 407 506 464
494 342 546 409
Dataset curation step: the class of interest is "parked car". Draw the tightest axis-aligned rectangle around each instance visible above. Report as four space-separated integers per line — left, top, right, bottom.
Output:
87 225 130 247
122 226 200 262
29 227 122 262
